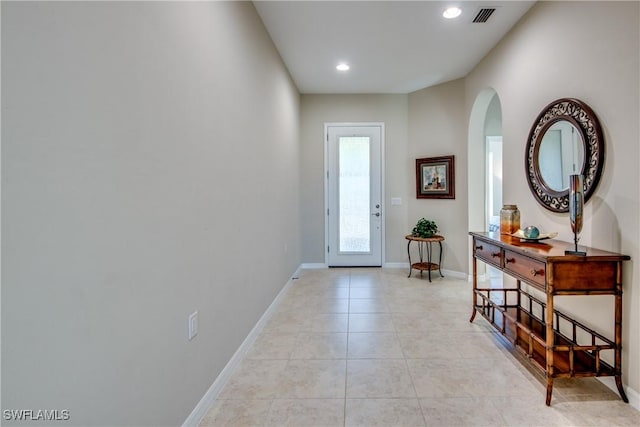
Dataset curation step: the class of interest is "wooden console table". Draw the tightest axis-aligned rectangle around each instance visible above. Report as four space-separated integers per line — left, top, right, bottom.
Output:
405 234 444 281
469 231 630 406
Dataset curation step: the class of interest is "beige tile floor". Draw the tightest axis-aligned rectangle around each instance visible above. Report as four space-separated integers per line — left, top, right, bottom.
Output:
200 268 640 426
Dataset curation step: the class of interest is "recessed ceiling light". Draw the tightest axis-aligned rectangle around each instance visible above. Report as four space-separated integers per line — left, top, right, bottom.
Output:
336 63 350 71
443 7 462 19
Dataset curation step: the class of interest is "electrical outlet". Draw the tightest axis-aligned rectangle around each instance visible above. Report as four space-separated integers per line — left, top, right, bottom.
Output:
188 311 198 341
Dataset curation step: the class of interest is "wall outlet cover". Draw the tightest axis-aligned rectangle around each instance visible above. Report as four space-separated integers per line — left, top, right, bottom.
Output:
188 311 198 341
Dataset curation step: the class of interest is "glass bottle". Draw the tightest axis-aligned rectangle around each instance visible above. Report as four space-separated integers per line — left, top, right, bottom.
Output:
500 204 520 235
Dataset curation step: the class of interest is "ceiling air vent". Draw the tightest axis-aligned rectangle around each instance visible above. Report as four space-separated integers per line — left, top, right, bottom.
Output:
472 8 496 23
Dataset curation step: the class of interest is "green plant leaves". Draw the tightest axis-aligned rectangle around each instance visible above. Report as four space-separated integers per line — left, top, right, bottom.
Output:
412 218 438 238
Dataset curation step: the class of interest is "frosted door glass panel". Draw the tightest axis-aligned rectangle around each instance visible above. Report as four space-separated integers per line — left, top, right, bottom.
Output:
339 137 370 253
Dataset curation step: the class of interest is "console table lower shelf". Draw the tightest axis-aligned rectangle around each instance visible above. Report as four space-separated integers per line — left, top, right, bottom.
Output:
469 231 630 406
474 285 618 381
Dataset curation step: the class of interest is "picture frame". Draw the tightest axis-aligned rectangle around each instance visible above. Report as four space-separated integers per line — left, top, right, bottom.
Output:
416 155 455 199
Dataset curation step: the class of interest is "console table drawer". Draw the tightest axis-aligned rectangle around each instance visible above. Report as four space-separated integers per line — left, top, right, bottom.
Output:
552 261 618 292
474 240 502 267
504 250 546 289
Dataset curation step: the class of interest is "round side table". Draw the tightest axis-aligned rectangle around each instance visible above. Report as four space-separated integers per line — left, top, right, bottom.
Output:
405 234 445 281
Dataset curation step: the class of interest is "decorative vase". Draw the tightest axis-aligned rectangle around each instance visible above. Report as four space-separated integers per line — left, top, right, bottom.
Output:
565 174 586 255
500 204 520 235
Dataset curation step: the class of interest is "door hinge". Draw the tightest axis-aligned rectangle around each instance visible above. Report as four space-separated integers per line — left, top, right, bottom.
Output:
327 245 330 253
327 208 329 216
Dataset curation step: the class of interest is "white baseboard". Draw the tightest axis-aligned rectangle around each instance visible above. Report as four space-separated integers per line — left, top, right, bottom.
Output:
299 263 327 269
626 383 639 411
182 275 296 427
300 262 467 281
468 273 488 282
440 269 467 280
383 262 409 269
597 377 640 411
291 266 302 279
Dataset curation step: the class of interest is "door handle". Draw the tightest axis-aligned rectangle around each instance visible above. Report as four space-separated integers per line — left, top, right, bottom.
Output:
372 212 380 217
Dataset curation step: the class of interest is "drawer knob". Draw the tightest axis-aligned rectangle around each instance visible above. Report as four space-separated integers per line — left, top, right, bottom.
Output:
491 252 500 258
530 268 545 277
505 257 515 264
475 245 483 250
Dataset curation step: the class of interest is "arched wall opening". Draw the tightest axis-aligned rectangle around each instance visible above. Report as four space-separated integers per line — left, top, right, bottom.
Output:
467 88 503 275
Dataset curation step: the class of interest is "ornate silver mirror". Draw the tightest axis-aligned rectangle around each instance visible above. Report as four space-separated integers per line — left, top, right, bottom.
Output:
525 98 604 212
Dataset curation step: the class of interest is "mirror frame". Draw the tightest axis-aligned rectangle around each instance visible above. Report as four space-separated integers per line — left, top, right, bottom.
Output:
525 98 605 213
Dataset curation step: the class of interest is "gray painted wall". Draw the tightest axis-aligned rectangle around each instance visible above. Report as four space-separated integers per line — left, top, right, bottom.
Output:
465 2 640 398
2 2 300 425
300 94 409 265
408 79 468 274
465 0 639 397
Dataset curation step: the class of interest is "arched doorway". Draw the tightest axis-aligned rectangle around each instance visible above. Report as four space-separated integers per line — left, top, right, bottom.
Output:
467 88 503 275
484 95 503 232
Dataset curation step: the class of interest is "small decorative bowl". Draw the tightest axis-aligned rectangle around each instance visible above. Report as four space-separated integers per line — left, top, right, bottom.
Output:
523 226 540 239
511 229 558 242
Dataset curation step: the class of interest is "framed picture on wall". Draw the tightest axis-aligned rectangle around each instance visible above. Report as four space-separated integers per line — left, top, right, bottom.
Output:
416 155 455 199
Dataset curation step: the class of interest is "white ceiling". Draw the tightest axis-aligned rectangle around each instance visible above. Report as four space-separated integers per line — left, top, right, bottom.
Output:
254 1 536 94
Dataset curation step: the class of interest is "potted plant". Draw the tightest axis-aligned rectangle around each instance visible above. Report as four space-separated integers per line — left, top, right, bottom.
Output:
412 218 438 238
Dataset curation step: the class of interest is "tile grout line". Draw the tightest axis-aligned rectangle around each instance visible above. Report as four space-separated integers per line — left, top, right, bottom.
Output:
392 273 428 425
342 270 351 427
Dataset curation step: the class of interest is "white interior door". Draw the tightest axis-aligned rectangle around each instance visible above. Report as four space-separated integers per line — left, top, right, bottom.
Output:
326 124 383 267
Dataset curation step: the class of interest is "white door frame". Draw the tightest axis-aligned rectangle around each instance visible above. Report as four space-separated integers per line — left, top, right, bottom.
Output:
485 135 503 232
324 122 385 267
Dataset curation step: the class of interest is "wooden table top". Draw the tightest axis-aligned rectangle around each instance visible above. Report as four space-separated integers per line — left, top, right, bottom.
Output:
405 234 444 242
469 231 629 261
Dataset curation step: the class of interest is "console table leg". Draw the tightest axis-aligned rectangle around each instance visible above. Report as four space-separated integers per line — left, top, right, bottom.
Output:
470 255 478 322
545 287 555 406
614 278 628 403
545 380 553 406
616 376 629 403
